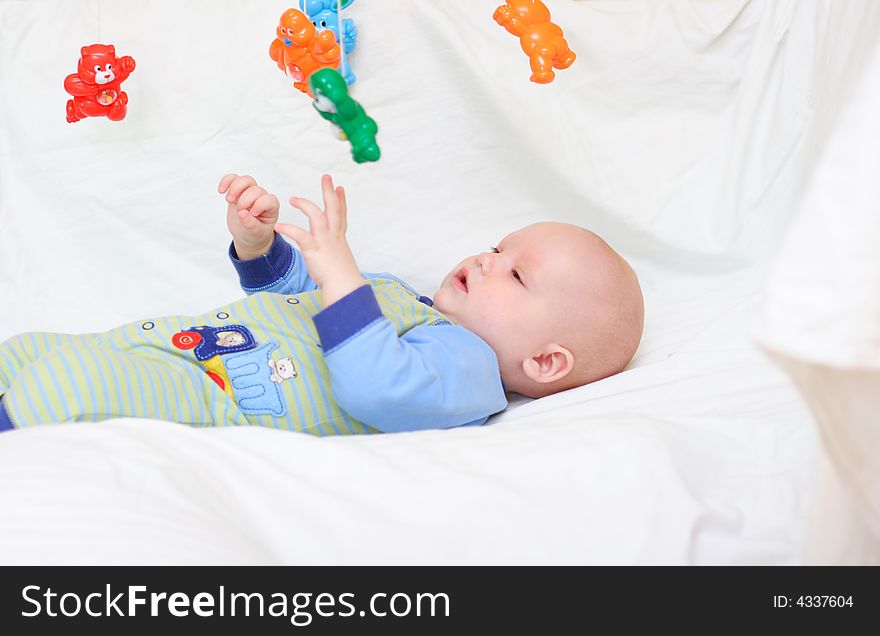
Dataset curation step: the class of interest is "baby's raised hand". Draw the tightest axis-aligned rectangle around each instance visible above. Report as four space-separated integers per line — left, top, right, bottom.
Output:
218 173 280 260
275 174 365 307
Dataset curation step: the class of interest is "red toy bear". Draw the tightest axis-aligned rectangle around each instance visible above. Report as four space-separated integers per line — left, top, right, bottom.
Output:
64 44 136 123
493 0 576 84
269 8 341 96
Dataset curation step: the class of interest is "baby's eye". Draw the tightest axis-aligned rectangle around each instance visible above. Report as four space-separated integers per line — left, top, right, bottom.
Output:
490 246 499 254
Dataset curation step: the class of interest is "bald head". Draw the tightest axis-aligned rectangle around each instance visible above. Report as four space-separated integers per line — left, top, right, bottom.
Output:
513 223 644 397
553 226 644 390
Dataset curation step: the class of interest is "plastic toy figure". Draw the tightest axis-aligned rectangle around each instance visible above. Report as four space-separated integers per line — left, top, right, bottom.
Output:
299 0 358 84
270 8 341 95
64 44 136 123
493 0 576 84
309 68 379 163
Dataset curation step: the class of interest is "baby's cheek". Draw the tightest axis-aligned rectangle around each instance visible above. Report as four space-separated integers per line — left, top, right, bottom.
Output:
480 287 515 315
471 301 510 336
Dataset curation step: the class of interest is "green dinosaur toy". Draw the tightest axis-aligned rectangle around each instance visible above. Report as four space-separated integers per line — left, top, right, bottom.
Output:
309 68 380 163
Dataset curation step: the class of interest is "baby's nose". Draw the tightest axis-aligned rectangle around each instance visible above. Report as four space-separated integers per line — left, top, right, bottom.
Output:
476 252 495 273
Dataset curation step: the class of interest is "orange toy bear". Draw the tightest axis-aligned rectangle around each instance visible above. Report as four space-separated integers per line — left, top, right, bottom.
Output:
64 44 136 123
493 0 576 84
269 8 341 96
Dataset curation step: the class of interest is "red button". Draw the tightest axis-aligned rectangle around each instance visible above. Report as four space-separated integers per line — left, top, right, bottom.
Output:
172 331 202 350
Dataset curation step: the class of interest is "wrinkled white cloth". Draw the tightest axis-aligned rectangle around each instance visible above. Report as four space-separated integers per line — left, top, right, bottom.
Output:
0 0 874 564
759 32 880 565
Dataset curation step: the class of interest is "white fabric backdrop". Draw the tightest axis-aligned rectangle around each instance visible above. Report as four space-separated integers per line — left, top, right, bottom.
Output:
758 29 880 564
0 0 875 564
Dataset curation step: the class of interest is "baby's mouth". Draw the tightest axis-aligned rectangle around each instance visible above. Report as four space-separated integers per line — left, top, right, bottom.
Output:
453 268 469 293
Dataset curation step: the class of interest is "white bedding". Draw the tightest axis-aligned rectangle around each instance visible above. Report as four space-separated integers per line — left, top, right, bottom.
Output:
0 0 875 564
757 19 880 563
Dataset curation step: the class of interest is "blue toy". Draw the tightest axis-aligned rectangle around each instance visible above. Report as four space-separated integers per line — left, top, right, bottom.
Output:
299 0 358 85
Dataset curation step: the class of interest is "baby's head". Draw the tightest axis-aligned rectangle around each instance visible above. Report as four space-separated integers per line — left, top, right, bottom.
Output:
432 222 644 398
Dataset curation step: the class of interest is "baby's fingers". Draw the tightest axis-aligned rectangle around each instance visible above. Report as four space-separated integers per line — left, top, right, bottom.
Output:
321 175 347 231
224 175 257 203
251 193 280 223
289 196 327 232
236 207 260 231
237 185 267 211
321 174 338 216
217 173 239 194
336 186 347 233
275 222 311 248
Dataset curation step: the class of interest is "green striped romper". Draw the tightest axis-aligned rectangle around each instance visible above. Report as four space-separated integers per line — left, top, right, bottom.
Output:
0 277 449 434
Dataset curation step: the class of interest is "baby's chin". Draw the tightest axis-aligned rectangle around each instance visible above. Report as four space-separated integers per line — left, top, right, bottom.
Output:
431 298 453 320
431 286 450 308
431 294 462 325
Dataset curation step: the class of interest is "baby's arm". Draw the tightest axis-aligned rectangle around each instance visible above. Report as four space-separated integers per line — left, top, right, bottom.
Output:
274 174 366 307
316 309 507 432
220 173 318 295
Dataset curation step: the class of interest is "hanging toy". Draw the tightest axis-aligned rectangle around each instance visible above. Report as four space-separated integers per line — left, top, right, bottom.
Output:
270 8 341 96
64 44 136 123
493 0 576 84
299 0 358 85
309 68 379 163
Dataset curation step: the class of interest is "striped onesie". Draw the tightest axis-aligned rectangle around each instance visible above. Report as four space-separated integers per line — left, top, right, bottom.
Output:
0 236 507 434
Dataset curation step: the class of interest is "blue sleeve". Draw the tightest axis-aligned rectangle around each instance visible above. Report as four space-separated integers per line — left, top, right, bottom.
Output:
312 285 507 432
229 233 319 295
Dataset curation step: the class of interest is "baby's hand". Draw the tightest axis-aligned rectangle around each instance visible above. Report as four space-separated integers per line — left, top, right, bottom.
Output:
218 173 280 260
275 175 365 307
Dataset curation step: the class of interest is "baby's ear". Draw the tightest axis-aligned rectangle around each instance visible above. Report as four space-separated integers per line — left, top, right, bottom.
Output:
522 344 574 384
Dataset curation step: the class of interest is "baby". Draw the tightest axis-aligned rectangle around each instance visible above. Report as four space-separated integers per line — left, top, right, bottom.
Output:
0 174 643 434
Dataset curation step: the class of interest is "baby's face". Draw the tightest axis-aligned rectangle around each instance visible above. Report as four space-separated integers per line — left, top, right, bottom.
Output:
433 223 575 370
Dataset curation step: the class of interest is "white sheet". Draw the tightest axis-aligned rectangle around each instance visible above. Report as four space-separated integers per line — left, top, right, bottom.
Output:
1 0 870 564
758 26 880 564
